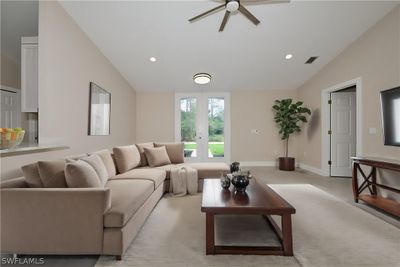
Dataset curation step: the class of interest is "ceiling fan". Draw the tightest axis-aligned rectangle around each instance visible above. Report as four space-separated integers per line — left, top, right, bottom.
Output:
189 0 280 32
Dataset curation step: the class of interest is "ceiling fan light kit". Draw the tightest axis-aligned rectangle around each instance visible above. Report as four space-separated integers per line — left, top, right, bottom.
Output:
226 0 239 12
193 73 212 85
189 0 285 32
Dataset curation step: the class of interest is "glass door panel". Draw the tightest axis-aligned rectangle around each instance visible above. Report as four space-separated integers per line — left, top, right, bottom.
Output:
176 93 230 162
180 97 198 159
208 97 225 158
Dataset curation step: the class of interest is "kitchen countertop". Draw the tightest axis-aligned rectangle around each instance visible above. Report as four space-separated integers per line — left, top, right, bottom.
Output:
0 144 69 157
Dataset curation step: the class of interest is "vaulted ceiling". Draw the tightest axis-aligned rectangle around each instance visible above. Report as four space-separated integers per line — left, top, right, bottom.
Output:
60 1 398 92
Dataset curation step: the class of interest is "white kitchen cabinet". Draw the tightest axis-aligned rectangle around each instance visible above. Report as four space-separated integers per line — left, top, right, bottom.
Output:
21 36 38 112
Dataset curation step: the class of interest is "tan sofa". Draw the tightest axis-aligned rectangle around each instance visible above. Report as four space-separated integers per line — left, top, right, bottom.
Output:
0 143 229 260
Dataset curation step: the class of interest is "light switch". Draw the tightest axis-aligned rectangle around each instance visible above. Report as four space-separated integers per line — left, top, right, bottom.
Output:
369 128 377 134
251 129 260 134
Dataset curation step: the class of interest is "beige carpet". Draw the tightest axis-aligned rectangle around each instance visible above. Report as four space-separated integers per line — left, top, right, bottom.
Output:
96 184 400 267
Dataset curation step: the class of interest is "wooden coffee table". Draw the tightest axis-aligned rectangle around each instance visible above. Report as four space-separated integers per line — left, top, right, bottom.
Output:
201 178 296 256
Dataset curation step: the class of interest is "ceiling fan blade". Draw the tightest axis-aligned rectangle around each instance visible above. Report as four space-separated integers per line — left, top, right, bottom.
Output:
238 5 260 25
243 0 290 6
219 11 230 32
189 4 226 22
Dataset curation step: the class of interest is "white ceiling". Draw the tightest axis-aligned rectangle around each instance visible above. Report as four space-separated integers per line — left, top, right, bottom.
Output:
60 1 398 92
1 0 38 63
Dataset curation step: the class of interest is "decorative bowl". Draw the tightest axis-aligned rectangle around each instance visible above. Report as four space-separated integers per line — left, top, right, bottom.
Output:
220 175 231 190
0 128 25 150
231 174 249 193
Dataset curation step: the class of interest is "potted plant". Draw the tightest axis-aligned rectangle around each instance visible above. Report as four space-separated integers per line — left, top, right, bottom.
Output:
273 99 311 171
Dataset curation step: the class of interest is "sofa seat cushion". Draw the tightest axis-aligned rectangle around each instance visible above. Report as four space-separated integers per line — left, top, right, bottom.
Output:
110 168 166 189
186 163 230 179
138 164 183 179
104 179 154 227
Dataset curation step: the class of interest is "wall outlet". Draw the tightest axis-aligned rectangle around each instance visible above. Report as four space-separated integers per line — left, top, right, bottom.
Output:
251 129 260 134
369 128 377 134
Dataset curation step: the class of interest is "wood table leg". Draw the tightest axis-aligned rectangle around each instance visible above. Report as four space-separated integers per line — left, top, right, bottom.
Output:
371 167 377 196
352 162 359 203
282 214 293 256
206 213 215 255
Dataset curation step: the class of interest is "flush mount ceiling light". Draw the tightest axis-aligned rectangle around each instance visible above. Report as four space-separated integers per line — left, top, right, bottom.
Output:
285 54 293 60
193 73 211 85
149 57 157 62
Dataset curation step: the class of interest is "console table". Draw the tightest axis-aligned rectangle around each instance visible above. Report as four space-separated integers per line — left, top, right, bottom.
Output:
351 157 400 217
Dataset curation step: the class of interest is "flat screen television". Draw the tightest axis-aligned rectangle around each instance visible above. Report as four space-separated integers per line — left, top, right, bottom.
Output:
380 86 400 147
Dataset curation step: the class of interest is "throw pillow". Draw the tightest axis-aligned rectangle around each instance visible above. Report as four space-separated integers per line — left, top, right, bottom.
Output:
37 160 67 188
64 161 102 188
88 149 116 178
21 162 43 188
154 142 184 164
81 154 108 186
144 146 172 167
136 142 154 166
113 145 141 173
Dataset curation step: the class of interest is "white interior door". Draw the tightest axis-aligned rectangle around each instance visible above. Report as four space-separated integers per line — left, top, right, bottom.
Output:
1 88 21 128
175 93 230 163
330 92 356 177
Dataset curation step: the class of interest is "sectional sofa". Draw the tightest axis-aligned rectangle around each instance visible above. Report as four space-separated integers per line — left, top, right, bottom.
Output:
0 142 229 260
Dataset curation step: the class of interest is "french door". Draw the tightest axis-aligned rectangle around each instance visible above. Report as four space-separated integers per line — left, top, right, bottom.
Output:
175 93 230 163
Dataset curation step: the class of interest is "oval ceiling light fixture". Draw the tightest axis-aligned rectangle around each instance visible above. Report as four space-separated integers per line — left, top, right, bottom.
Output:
285 54 293 60
149 57 157 62
226 0 239 12
193 73 211 85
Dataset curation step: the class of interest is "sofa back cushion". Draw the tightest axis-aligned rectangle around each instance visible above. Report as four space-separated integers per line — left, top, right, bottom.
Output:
81 154 108 186
154 142 184 164
21 163 43 188
65 161 102 188
88 149 116 178
37 160 67 188
144 146 172 167
136 142 154 166
113 145 141 173
64 154 88 161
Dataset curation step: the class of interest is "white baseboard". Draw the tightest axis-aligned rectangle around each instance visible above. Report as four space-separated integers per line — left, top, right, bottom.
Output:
299 163 326 176
240 161 276 167
239 161 326 177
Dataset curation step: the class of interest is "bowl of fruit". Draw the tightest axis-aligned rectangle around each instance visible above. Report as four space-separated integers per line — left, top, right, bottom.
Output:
0 128 25 150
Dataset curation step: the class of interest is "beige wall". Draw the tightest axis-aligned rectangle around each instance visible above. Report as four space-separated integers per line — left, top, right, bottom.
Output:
136 92 175 143
136 90 299 163
231 90 298 162
297 5 400 169
0 51 21 89
1 1 136 180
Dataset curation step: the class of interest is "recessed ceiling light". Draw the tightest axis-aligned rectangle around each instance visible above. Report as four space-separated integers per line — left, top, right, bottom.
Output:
285 54 293 60
149 57 157 62
193 73 211 85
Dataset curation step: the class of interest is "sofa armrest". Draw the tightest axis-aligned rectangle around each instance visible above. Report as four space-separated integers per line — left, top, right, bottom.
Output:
0 188 111 254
